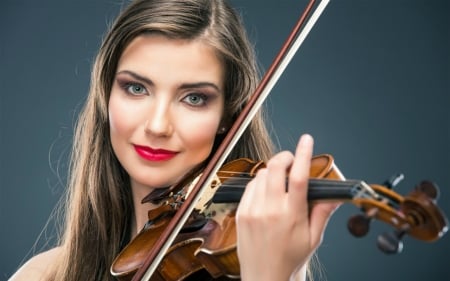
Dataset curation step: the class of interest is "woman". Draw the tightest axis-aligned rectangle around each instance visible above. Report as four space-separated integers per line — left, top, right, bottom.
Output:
10 0 338 280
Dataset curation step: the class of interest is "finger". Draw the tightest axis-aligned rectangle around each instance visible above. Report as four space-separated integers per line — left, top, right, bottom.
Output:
265 151 294 200
237 168 267 217
287 134 314 209
236 176 254 217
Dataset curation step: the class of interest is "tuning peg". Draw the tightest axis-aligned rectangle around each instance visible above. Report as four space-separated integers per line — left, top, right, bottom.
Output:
383 173 405 189
415 180 440 201
377 230 405 254
347 214 371 237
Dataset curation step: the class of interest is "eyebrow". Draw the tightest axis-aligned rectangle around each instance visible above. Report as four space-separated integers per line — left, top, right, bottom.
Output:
116 70 222 92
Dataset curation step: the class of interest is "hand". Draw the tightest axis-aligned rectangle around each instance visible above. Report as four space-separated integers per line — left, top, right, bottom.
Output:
236 134 339 281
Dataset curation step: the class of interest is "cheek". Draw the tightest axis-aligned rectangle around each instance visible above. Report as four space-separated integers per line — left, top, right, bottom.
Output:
177 112 221 156
108 92 141 145
109 95 125 139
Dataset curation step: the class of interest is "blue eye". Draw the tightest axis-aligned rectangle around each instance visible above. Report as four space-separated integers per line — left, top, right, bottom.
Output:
125 83 147 95
183 93 207 106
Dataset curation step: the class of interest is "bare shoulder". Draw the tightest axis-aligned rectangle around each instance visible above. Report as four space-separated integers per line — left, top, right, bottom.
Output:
9 247 61 281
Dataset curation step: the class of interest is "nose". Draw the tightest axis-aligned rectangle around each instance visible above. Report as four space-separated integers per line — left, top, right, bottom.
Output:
144 99 173 137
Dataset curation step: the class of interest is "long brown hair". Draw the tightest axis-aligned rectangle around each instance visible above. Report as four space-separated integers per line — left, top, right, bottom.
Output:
50 0 275 280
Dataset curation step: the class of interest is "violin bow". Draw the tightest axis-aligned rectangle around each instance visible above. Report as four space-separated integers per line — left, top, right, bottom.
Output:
131 1 330 280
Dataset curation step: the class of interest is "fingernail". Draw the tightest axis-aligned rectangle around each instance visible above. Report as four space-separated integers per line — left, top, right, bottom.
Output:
301 134 313 145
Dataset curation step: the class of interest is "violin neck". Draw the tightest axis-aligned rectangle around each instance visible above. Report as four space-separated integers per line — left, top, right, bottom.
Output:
212 178 361 203
307 179 359 201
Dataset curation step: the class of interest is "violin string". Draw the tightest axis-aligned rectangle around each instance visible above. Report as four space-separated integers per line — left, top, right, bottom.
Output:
212 170 361 184
198 173 363 192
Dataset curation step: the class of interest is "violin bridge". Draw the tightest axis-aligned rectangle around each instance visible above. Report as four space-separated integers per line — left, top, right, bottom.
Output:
185 173 222 213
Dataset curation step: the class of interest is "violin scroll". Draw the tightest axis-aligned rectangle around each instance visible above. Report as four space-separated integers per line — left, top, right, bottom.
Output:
347 178 448 254
347 173 406 238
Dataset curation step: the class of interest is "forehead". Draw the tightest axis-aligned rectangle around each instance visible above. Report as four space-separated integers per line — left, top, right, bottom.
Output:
117 34 225 88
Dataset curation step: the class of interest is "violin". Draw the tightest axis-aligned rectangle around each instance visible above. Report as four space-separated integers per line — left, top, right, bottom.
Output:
110 0 448 280
110 154 448 280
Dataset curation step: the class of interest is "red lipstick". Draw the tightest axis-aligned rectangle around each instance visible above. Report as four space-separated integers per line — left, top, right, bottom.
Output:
134 145 177 161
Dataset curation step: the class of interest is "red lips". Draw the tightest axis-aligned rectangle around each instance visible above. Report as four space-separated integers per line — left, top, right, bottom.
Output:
134 145 177 161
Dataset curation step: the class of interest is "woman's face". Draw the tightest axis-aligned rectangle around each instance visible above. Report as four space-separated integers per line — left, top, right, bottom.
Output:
109 35 225 192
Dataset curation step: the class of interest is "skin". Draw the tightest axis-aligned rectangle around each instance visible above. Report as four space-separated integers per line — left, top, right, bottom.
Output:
9 35 338 281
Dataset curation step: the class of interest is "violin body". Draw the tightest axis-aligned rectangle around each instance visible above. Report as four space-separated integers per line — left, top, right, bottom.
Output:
112 204 239 280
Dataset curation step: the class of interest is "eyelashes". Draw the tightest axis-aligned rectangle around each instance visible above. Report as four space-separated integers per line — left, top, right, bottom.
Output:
182 93 209 107
116 79 211 107
120 81 148 95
